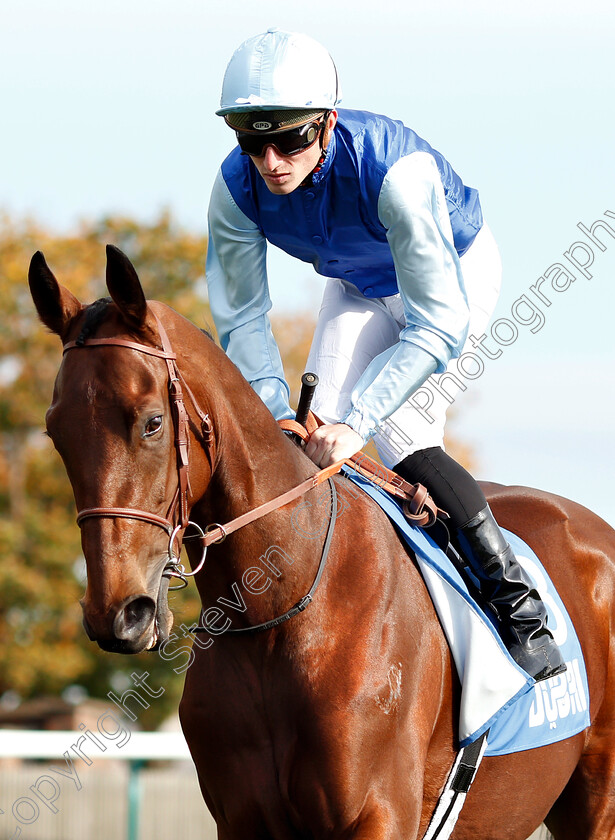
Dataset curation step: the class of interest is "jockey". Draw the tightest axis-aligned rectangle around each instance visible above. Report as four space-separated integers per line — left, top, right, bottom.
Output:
206 28 565 682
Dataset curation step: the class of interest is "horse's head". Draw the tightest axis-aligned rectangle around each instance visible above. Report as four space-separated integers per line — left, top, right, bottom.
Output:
29 245 213 654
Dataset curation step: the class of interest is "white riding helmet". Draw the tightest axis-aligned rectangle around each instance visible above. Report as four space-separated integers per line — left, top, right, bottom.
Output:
216 28 341 119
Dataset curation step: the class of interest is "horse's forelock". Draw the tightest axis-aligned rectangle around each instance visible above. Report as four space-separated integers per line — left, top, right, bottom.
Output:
75 296 166 346
74 297 217 352
75 297 113 346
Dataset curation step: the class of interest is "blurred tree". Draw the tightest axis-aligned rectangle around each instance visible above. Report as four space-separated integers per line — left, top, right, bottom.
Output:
0 212 208 728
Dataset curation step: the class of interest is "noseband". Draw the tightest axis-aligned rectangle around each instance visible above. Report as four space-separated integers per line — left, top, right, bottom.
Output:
63 311 214 588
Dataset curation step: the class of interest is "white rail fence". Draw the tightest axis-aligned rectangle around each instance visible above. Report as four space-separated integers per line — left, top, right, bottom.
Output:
0 730 551 840
0 730 216 840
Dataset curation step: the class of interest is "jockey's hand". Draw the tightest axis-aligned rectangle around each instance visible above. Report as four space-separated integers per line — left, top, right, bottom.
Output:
304 423 363 468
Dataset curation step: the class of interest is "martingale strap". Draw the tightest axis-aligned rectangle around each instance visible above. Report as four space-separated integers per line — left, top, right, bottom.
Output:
192 479 338 635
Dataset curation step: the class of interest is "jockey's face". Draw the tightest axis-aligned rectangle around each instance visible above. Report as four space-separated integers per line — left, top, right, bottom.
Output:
249 111 337 195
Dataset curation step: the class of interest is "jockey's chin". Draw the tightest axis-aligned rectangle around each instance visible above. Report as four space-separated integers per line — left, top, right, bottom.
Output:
250 144 321 194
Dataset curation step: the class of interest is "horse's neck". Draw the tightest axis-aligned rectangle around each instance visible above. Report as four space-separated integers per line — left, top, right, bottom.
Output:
161 302 308 497
208 410 313 520
196 410 322 620
171 311 320 609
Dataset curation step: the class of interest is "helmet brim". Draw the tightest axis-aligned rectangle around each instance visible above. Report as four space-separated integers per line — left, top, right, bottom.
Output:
223 109 327 132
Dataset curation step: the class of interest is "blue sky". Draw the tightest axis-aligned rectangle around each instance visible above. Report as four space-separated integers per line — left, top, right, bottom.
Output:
2 0 615 525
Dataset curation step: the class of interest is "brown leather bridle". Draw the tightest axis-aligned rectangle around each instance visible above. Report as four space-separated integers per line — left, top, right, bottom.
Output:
63 311 215 588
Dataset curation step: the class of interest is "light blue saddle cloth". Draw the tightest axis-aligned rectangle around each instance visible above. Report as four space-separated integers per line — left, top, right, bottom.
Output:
343 469 590 756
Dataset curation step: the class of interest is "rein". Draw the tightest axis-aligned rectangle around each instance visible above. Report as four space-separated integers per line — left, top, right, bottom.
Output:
278 417 445 527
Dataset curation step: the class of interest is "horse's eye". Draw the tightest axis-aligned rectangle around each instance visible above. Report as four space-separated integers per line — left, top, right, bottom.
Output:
144 415 163 437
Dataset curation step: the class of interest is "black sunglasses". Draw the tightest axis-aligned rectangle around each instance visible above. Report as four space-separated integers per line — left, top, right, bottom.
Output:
236 118 326 158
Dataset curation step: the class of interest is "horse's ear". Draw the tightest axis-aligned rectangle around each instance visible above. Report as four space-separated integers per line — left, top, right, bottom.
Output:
28 251 82 338
105 244 147 330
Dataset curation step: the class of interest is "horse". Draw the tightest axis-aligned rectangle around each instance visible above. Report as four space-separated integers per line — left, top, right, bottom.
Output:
28 244 615 840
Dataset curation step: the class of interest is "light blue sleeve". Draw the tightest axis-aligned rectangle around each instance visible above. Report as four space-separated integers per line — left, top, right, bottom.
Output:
342 151 470 441
206 169 293 421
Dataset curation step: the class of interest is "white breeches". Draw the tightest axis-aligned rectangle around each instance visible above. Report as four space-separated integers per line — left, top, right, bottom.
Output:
306 223 503 468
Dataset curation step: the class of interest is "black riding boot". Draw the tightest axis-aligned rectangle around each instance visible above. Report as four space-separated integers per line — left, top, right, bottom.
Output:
456 506 567 681
393 447 566 682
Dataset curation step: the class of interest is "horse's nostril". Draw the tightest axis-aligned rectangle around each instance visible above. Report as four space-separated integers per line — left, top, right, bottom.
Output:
113 595 156 641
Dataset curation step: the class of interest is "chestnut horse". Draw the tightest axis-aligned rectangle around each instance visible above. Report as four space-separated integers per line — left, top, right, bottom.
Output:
29 246 615 840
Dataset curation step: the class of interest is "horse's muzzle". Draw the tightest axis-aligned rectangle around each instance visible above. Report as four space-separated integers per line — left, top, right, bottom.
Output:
114 593 156 640
82 590 170 654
